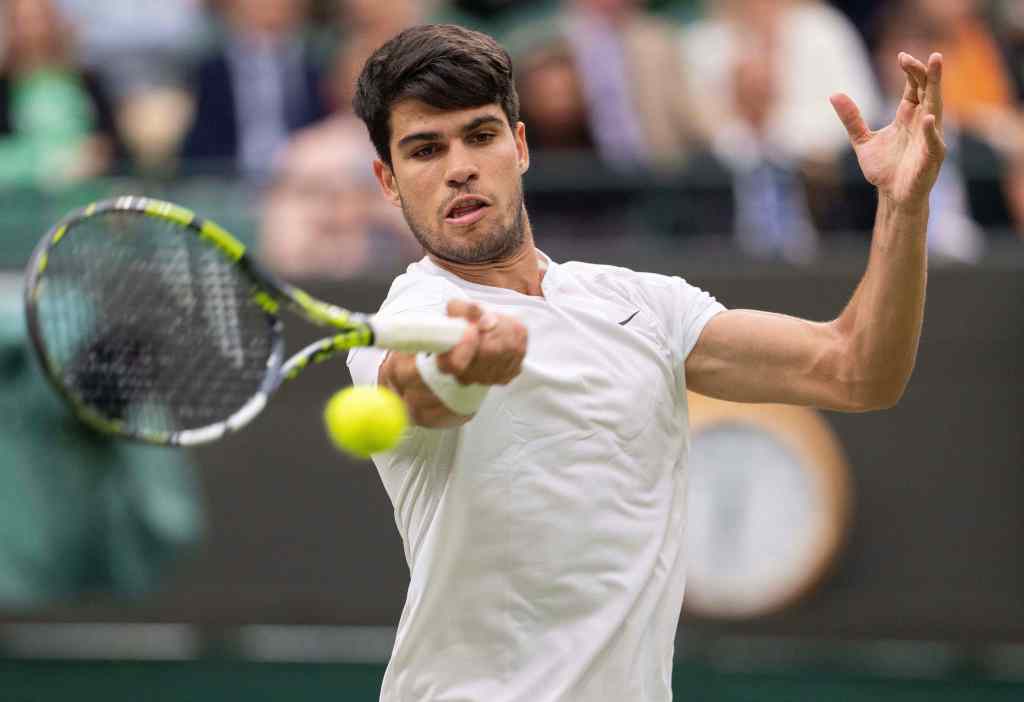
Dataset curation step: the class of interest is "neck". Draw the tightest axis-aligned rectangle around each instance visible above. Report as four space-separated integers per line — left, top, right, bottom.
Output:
430 231 546 297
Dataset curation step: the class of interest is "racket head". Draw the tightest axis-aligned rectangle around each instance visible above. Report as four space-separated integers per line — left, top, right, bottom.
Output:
24 197 287 446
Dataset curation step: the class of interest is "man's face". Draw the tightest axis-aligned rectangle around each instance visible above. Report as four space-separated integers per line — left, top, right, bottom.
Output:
374 100 530 265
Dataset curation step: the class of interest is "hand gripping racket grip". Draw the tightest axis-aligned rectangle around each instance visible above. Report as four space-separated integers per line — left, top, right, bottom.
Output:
370 315 469 353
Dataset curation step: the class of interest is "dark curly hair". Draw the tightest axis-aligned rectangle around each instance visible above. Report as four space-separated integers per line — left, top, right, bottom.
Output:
353 24 521 167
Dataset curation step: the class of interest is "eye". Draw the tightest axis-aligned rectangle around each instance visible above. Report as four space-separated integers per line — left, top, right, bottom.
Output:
470 132 496 145
411 144 440 159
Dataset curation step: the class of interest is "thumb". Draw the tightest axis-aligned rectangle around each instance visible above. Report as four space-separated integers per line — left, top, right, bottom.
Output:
830 93 871 145
447 299 484 322
436 323 480 376
923 113 946 158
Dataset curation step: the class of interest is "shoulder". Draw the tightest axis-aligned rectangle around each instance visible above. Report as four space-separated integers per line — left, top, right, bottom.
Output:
560 260 644 282
378 261 471 316
561 259 723 328
560 260 697 301
560 260 724 364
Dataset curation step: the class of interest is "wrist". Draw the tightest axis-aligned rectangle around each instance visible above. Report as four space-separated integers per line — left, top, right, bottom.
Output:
878 192 929 219
415 352 490 416
873 193 930 255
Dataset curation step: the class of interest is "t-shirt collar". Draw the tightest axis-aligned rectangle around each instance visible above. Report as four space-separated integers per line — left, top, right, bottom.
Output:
417 249 560 298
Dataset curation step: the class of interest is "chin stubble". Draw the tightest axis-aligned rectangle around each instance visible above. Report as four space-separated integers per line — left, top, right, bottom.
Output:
401 188 527 265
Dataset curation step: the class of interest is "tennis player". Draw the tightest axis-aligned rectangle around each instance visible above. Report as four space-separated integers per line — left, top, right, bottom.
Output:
347 24 944 702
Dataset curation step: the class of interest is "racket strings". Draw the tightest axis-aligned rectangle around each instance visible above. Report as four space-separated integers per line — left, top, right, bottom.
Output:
33 212 275 436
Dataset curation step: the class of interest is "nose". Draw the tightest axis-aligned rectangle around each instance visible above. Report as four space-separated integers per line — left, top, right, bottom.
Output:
445 143 479 189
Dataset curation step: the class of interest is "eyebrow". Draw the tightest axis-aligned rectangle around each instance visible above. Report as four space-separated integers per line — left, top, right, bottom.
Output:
396 115 505 150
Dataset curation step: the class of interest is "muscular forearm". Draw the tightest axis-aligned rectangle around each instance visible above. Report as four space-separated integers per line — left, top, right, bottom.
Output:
833 194 928 407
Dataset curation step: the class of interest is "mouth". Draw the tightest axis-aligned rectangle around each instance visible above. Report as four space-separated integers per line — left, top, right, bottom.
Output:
444 195 491 226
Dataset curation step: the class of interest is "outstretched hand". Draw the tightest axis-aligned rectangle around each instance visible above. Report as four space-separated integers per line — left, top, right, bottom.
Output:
831 52 945 208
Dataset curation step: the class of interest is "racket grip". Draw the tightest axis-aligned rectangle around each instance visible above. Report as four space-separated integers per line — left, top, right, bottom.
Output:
371 315 469 353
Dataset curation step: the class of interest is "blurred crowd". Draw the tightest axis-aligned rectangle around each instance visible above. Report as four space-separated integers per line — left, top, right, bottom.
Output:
1 0 1023 277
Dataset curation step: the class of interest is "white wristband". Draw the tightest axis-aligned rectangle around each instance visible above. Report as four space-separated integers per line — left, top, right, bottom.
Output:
414 352 490 416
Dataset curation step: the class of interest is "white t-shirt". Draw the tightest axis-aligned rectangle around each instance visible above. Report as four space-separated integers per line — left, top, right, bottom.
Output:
347 254 725 702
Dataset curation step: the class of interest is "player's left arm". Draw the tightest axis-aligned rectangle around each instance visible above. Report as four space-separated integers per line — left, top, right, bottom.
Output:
686 52 945 412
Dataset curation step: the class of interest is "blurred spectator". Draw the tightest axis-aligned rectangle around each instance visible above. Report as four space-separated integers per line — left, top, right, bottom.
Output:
55 0 207 100
436 0 560 36
684 0 883 166
516 40 594 153
54 0 206 175
261 116 415 279
0 0 122 187
446 0 544 24
325 0 426 111
512 33 660 240
116 85 196 175
334 0 428 47
993 1 1024 240
181 0 329 180
714 40 819 262
828 0 886 36
568 0 705 170
260 2 420 279
870 3 987 262
908 0 1024 239
911 0 1020 151
0 274 202 606
510 0 705 172
0 10 7 65
993 0 1024 100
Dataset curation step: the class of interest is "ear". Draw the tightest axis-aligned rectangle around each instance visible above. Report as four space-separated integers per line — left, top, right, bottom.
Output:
372 159 402 208
514 121 530 174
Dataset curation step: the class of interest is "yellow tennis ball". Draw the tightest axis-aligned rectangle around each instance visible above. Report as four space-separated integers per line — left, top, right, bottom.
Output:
324 385 408 458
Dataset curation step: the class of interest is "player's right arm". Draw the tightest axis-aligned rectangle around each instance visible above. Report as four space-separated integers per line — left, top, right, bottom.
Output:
378 300 527 428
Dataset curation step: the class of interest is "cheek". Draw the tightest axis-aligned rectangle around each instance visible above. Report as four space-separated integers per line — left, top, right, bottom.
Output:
490 148 524 194
501 162 525 205
397 167 441 212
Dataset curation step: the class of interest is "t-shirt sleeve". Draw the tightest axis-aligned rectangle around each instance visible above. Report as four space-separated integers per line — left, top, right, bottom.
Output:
676 281 726 363
346 273 470 386
633 271 726 368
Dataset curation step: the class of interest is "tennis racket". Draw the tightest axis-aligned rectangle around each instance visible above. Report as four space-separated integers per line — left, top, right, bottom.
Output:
24 196 466 446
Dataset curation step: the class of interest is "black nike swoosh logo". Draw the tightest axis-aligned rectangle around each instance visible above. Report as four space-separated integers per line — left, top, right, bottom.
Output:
618 310 640 326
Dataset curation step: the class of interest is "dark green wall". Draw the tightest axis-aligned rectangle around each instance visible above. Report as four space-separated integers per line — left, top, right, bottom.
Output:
2 660 1023 702
1 249 1022 671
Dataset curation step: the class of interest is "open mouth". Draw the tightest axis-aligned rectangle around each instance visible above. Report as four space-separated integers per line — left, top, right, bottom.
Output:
445 196 491 225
